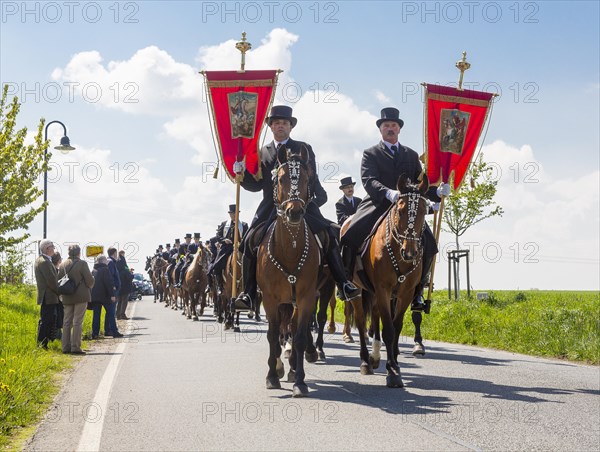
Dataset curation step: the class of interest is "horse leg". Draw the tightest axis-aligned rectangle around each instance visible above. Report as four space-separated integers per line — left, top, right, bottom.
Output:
412 311 425 356
287 307 298 383
254 294 262 322
316 279 333 360
378 293 402 388
327 291 336 333
369 303 382 370
352 291 373 375
304 321 318 363
342 301 354 343
293 303 311 397
266 307 282 390
234 312 241 333
192 292 199 321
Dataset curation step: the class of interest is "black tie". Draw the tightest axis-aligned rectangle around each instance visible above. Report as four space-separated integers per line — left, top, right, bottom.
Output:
391 145 398 156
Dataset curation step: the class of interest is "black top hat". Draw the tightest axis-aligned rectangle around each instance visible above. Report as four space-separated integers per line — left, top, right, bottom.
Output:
339 176 356 189
265 105 297 127
174 238 180 244
185 233 192 239
228 204 237 214
193 232 201 239
166 243 171 247
158 244 163 249
376 107 404 129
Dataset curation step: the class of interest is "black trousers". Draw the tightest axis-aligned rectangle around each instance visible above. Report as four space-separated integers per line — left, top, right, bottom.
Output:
37 301 57 346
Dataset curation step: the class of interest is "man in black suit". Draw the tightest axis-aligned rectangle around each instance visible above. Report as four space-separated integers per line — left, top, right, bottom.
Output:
34 239 59 349
341 107 447 311
336 176 362 226
234 105 360 310
208 205 249 295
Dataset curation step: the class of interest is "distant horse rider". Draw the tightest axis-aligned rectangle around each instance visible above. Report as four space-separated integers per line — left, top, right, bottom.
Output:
336 176 362 226
208 205 249 295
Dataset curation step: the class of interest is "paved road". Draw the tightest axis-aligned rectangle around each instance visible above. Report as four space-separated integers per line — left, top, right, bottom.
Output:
26 296 600 451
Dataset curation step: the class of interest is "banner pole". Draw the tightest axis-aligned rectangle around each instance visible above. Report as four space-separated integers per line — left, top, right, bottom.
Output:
231 172 242 300
426 195 445 301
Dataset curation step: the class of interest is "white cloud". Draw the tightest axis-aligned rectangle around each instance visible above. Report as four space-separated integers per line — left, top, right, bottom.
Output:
374 90 391 104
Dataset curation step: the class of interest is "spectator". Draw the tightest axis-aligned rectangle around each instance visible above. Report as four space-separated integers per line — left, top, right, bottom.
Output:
90 255 122 339
106 247 121 334
116 250 134 320
51 252 64 340
58 245 94 355
34 239 59 350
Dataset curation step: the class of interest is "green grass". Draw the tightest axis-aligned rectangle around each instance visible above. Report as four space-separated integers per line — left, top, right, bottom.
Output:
335 290 600 364
0 284 101 449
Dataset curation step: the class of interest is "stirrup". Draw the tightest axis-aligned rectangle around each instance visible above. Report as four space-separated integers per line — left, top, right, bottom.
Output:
341 282 360 301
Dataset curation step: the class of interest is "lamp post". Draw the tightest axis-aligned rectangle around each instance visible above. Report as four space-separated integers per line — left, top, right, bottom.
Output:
43 120 75 239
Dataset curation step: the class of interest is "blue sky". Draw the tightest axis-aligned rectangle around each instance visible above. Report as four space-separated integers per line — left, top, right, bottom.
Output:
1 1 599 289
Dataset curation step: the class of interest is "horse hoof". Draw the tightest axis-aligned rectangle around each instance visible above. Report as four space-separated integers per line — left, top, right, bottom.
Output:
327 325 336 334
233 326 241 333
369 355 380 369
412 343 425 356
283 349 291 360
343 334 354 344
187 315 191 319
287 370 296 383
360 362 374 375
305 350 318 363
386 374 404 388
192 316 199 321
276 360 285 379
217 317 224 324
224 323 232 330
317 350 326 361
153 300 156 303
255 315 262 322
266 376 281 390
292 384 309 398
181 311 186 316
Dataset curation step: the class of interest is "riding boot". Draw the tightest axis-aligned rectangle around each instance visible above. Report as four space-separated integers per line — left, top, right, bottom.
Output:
234 252 255 310
327 241 360 301
216 273 224 296
412 226 437 312
411 282 427 312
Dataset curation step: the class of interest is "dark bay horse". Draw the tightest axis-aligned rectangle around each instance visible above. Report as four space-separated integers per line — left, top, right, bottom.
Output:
256 145 322 397
342 174 429 388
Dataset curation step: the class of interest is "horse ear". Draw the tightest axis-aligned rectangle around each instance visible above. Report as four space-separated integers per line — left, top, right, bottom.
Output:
419 174 429 194
277 144 287 164
397 173 409 193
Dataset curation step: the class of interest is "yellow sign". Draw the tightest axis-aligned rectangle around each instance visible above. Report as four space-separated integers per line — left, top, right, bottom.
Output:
86 246 104 257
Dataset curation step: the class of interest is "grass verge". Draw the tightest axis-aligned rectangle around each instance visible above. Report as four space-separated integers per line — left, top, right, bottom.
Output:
0 284 102 449
335 290 600 364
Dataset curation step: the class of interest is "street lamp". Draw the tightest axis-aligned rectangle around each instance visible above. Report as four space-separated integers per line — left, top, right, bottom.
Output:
43 120 75 239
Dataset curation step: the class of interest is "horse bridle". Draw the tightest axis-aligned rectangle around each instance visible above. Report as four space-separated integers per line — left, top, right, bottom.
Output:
272 158 312 221
385 191 427 284
269 156 313 304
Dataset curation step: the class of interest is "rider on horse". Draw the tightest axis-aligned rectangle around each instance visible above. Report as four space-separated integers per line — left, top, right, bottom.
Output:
234 105 361 310
341 107 450 312
207 205 249 295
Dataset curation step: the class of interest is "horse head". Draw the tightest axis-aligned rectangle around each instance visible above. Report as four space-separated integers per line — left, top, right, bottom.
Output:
274 144 313 226
145 256 152 272
394 173 429 262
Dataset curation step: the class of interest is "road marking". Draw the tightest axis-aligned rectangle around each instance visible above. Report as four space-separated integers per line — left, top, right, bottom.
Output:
76 302 137 452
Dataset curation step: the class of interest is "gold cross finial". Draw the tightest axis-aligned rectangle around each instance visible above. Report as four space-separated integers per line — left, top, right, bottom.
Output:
455 51 471 90
235 32 252 72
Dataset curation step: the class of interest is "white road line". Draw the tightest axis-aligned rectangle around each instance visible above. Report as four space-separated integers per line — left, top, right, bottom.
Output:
76 302 137 452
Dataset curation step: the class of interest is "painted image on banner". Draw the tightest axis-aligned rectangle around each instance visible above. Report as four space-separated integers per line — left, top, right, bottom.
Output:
228 91 257 138
440 109 470 155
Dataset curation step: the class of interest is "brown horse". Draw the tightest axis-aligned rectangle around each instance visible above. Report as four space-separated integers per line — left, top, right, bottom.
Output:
342 173 429 388
256 145 322 397
181 249 209 320
151 256 168 303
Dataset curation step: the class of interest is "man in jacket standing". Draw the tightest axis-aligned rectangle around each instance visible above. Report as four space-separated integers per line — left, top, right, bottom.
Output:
34 239 59 349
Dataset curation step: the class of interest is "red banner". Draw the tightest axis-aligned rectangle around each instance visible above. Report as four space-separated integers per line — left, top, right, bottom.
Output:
425 84 494 190
203 70 278 181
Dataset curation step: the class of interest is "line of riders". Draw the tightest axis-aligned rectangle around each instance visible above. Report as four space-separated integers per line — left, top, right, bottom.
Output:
145 105 451 331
